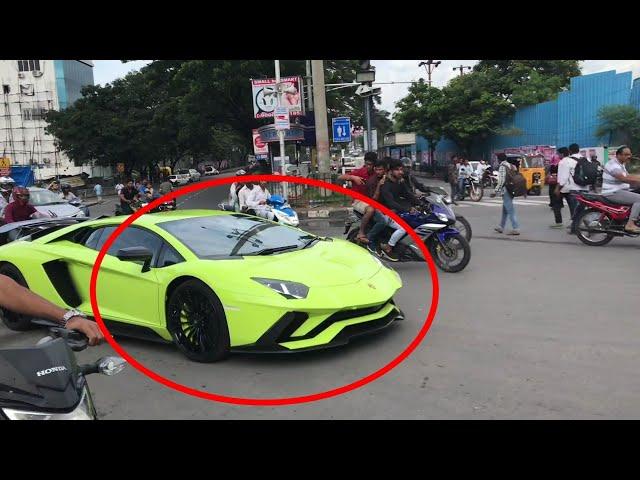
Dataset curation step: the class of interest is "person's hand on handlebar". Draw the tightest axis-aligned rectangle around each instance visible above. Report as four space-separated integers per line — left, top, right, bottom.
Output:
66 317 104 346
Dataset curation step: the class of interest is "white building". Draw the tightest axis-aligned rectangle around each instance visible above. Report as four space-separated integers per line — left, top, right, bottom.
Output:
0 60 111 181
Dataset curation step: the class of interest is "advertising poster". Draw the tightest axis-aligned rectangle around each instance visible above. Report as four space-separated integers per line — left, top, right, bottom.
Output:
251 76 303 119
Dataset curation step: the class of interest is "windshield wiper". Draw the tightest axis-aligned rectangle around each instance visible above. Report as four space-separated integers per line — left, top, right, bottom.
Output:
245 245 299 256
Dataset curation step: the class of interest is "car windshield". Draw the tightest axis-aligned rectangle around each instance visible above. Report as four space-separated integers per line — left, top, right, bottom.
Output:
157 214 317 258
28 189 68 206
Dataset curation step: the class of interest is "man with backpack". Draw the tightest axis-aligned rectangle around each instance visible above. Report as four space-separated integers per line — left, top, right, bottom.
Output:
492 153 523 235
558 143 595 234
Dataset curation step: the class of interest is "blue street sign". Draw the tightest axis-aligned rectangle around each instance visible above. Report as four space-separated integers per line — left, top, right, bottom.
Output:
332 117 351 143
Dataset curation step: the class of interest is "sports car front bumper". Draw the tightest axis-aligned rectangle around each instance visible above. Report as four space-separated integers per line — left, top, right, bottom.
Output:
231 299 404 353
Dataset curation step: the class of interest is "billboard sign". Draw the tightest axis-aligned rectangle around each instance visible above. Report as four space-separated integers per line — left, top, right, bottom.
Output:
251 76 303 119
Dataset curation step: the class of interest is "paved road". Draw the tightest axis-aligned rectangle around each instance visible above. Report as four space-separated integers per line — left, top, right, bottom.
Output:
2 176 638 418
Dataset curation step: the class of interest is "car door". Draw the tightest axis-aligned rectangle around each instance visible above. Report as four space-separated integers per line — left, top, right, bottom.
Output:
45 226 163 327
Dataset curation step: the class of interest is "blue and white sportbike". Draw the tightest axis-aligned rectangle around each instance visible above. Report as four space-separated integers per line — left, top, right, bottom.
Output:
345 194 471 272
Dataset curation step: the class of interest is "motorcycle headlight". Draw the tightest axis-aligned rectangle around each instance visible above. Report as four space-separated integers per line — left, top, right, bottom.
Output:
251 278 309 299
2 386 95 420
436 213 449 222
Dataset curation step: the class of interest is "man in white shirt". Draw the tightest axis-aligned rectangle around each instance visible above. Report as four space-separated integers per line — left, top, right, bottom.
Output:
245 181 274 220
601 146 640 234
237 182 254 212
456 157 474 200
557 143 589 233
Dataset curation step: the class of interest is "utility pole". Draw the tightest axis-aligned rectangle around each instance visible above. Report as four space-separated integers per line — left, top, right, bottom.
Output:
418 60 441 86
305 60 314 111
453 65 472 77
357 60 376 152
274 60 288 198
311 60 330 174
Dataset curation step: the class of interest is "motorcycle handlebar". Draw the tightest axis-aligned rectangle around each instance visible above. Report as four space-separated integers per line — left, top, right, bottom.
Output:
32 318 89 352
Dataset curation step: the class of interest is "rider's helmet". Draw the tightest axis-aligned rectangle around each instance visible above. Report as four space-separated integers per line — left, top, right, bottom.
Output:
400 157 412 169
12 186 30 204
0 176 15 194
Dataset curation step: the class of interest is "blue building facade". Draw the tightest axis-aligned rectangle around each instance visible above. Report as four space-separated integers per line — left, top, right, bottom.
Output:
423 69 639 166
53 60 94 109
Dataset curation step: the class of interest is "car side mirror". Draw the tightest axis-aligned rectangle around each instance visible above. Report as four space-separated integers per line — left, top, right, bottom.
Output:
116 246 153 272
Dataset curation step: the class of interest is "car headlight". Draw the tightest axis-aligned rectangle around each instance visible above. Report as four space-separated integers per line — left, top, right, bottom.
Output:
252 278 309 299
436 213 449 222
2 386 95 420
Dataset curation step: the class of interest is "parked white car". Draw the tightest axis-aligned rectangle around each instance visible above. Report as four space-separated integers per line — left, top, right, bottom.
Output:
28 187 85 218
204 165 219 175
168 174 189 186
188 169 201 182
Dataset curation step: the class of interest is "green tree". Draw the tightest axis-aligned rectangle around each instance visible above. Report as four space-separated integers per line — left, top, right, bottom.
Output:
45 72 158 176
474 60 582 107
394 80 445 164
595 104 640 151
438 71 513 154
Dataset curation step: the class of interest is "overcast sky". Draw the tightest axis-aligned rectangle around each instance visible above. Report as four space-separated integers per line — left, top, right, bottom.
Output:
93 60 640 116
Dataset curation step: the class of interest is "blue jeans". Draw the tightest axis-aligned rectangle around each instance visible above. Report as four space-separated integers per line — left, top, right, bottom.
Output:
457 178 467 198
367 210 388 247
500 190 520 230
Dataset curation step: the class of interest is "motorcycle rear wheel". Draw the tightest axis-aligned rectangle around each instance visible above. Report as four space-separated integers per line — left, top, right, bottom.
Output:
575 209 615 246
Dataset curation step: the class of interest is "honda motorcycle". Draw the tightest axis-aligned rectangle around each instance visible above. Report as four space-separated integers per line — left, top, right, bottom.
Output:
0 319 126 420
573 191 640 246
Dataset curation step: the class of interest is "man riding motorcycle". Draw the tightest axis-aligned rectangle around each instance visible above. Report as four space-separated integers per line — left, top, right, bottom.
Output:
3 186 51 223
378 159 421 261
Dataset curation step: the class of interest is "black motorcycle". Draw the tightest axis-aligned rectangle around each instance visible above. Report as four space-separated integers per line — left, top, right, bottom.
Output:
0 319 126 420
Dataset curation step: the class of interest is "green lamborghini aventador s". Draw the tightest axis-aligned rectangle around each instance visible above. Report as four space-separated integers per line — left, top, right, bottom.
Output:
0 210 404 362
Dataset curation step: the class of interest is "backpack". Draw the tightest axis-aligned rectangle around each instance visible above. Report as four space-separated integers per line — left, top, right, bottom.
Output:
504 164 527 197
572 156 598 186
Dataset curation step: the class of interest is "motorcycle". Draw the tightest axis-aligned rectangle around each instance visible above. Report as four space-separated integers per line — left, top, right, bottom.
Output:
422 185 472 242
344 196 471 272
481 168 498 189
0 319 126 420
115 197 177 215
458 174 484 202
573 191 640 246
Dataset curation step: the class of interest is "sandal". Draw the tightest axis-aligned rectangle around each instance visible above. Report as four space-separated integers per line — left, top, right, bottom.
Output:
356 234 370 244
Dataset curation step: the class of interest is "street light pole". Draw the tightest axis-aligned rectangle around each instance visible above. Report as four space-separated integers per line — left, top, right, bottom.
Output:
274 60 288 198
453 65 472 77
418 60 441 86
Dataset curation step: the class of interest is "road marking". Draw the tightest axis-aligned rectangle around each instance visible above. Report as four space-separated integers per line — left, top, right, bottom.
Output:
454 198 550 208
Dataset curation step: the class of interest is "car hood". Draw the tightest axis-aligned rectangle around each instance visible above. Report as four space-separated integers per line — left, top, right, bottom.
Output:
35 203 83 218
206 239 383 288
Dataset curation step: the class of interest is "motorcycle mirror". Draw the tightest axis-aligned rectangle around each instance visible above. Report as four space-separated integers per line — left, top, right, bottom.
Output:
97 356 127 376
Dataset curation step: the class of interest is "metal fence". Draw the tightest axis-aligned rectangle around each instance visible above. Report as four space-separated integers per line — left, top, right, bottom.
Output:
268 173 352 208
